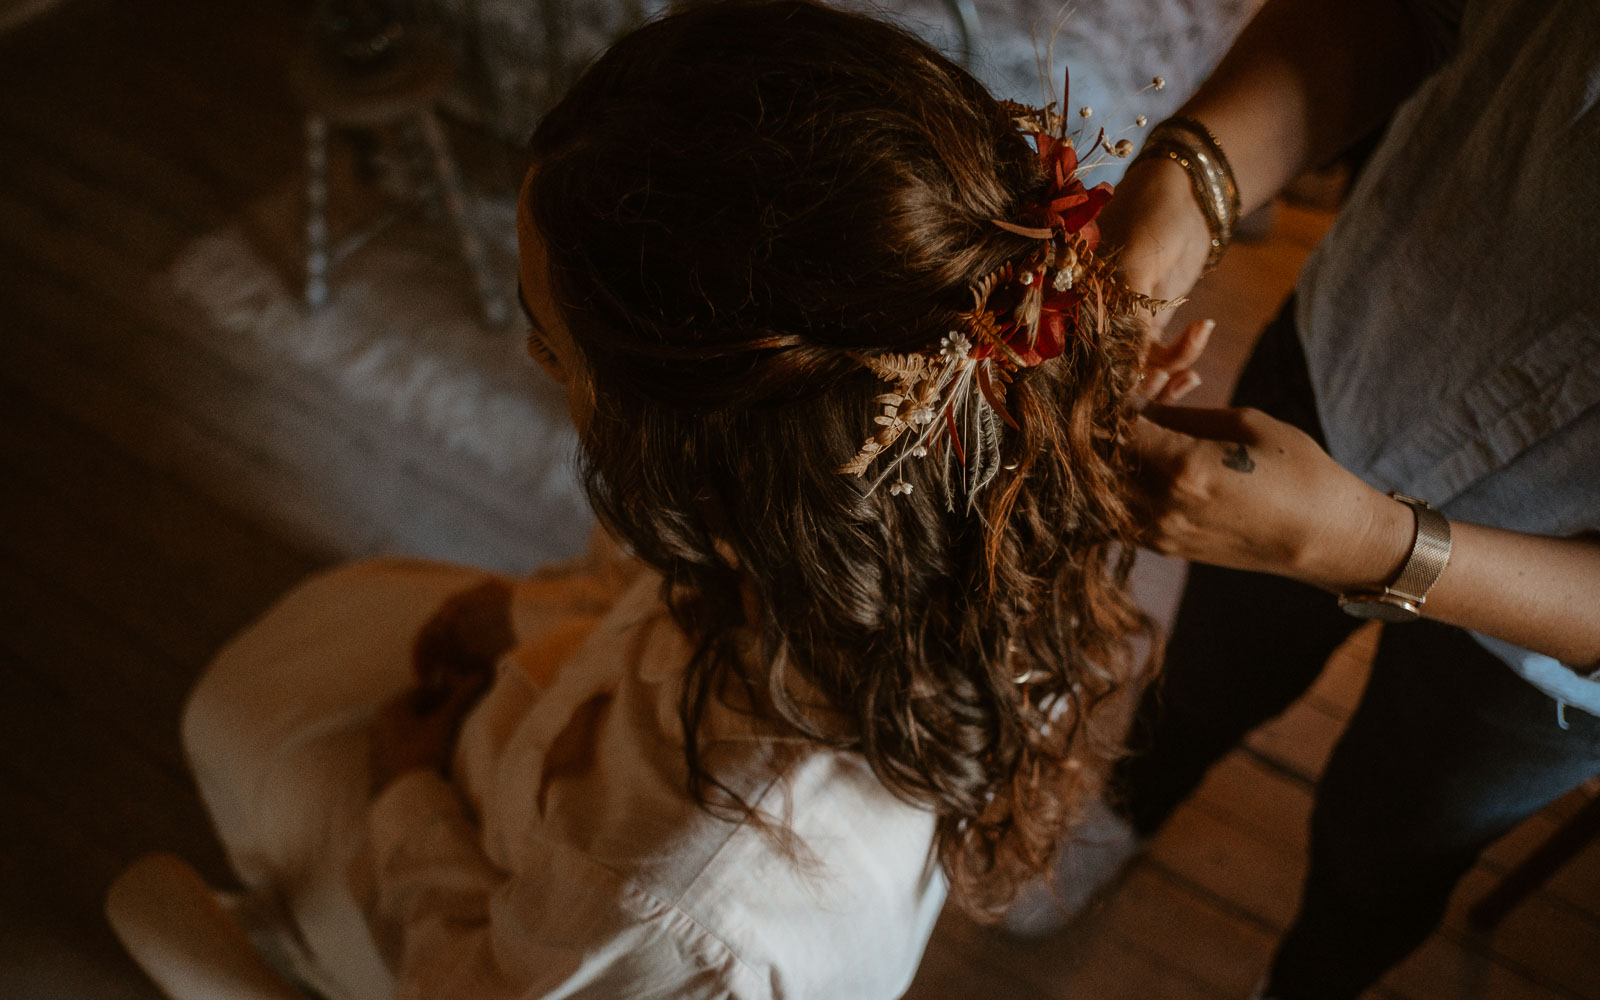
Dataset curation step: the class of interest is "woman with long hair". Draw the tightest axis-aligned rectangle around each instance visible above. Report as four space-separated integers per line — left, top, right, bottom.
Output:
180 2 1205 997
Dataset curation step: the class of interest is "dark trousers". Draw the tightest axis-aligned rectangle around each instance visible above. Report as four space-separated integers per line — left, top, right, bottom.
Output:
1114 302 1600 999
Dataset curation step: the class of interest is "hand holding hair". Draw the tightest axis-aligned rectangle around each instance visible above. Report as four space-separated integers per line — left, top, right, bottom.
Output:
1129 404 1600 668
1138 317 1214 404
1129 403 1406 593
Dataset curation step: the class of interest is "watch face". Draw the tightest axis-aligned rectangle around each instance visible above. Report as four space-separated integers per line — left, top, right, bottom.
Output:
1338 595 1420 623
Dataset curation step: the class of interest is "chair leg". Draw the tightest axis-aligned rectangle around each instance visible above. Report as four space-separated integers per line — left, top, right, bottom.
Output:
304 114 331 310
350 127 384 186
401 117 445 221
415 110 510 328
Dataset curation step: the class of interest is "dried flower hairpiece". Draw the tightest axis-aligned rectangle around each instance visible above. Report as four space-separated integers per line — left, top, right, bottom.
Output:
839 69 1176 509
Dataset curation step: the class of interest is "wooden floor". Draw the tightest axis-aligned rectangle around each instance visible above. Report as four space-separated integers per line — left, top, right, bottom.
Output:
0 2 1595 998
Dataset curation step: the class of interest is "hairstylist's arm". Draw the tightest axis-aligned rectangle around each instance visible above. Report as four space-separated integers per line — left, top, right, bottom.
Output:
1130 405 1600 668
1098 0 1437 306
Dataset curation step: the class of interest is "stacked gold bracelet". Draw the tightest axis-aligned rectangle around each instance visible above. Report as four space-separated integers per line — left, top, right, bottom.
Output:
1135 116 1241 274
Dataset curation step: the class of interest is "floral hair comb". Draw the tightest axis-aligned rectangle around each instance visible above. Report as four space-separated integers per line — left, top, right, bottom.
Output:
839 70 1176 508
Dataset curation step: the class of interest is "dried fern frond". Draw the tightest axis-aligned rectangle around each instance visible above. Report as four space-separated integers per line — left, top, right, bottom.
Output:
1076 249 1182 316
859 351 934 385
997 99 1064 136
970 262 1015 315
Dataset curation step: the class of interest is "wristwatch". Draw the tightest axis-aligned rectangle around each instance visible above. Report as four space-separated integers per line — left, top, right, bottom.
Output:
1337 493 1453 623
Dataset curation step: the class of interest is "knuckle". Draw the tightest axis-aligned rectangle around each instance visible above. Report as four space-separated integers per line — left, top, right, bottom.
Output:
1147 514 1187 557
1233 406 1267 430
1170 446 1207 486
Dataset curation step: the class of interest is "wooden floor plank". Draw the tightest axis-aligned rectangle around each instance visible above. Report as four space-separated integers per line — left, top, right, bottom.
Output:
910 896 1229 1000
1445 868 1600 999
1482 796 1600 921
0 136 197 265
0 455 267 668
1304 624 1380 715
0 381 320 630
0 782 164 1000
1384 932 1585 1000
1158 750 1597 1000
1093 865 1280 996
1148 796 1306 931
0 557 195 772
1241 695 1348 785
1188 752 1315 847
0 94 230 235
0 653 233 884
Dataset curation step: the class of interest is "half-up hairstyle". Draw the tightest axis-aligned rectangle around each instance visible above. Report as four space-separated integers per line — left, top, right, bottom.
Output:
527 0 1153 917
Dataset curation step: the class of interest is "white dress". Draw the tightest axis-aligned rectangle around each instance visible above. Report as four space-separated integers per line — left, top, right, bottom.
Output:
183 549 947 1000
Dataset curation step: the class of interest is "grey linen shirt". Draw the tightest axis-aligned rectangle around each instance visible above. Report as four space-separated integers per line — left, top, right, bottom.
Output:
1296 0 1600 716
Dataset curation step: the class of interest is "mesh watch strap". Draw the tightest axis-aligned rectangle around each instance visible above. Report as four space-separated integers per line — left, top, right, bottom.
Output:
1387 493 1452 605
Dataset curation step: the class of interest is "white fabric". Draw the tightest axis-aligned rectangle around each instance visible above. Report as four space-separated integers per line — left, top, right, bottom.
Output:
184 555 946 1000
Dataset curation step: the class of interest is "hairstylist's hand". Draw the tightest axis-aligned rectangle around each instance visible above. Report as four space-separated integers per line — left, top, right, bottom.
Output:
370 672 493 793
1098 157 1216 334
1129 404 1412 593
1139 317 1214 404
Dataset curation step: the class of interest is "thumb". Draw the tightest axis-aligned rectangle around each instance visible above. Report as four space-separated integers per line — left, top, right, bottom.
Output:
1140 403 1256 443
1146 317 1214 371
1128 413 1198 470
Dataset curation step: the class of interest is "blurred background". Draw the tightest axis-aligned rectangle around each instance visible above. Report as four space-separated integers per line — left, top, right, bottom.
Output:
0 0 1594 997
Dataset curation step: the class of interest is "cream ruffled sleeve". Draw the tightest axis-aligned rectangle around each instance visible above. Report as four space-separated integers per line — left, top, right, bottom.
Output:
357 769 767 1000
349 539 775 1000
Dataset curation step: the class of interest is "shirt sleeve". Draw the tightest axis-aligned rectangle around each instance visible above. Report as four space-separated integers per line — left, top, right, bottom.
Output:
353 771 766 1000
357 770 505 990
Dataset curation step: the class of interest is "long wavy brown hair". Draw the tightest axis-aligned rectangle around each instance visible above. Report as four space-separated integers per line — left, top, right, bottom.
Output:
526 0 1152 917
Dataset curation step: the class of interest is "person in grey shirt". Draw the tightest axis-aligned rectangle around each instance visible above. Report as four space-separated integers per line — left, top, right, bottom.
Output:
1061 0 1599 995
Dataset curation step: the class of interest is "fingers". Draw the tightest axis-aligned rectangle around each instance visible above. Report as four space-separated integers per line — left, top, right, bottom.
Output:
1140 403 1260 442
1127 413 1194 467
1153 369 1201 403
1142 367 1171 401
1127 413 1162 448
1147 318 1214 371
1145 366 1203 406
1140 318 1214 404
1125 417 1203 556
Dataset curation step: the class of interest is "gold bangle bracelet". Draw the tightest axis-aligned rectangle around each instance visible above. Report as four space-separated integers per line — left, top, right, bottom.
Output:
1135 117 1241 273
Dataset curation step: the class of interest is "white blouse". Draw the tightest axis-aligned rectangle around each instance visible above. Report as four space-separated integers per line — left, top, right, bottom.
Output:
184 553 946 1000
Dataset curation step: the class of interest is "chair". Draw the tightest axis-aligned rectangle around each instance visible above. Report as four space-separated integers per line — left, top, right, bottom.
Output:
287 28 510 327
